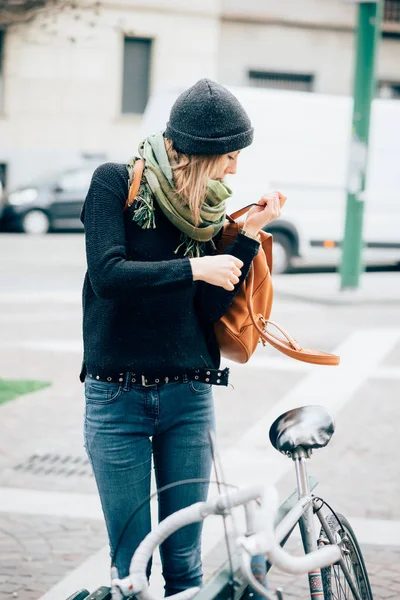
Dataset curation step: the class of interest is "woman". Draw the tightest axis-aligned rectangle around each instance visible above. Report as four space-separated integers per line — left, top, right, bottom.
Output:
81 78 283 596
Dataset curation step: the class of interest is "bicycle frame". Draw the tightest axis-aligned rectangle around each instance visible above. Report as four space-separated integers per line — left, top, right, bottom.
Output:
196 448 361 600
293 448 361 600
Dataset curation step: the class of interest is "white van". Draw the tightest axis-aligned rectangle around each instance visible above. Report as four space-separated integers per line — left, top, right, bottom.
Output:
142 86 400 273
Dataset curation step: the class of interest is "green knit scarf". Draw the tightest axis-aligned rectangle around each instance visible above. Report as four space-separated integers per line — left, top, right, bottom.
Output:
127 131 232 257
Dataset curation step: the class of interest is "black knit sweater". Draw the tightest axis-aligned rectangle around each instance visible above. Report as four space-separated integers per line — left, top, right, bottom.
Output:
80 163 259 379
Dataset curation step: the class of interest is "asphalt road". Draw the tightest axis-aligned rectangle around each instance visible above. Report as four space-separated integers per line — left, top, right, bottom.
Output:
1 234 400 599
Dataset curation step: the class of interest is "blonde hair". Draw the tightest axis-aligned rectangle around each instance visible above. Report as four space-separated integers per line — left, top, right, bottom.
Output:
164 137 225 226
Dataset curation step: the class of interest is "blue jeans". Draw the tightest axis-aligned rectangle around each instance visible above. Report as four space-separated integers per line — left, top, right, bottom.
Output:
83 373 215 597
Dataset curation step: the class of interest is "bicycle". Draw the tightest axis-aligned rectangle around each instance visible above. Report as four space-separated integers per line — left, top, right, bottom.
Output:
66 404 373 600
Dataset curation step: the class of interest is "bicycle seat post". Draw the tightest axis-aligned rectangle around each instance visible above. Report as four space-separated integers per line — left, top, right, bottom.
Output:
290 446 326 598
292 446 312 499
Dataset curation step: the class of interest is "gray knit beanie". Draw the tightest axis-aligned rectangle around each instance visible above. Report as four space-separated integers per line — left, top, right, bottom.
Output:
164 78 254 156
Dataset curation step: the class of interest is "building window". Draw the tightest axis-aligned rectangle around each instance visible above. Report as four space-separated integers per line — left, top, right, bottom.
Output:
0 30 4 110
382 0 400 37
378 81 400 99
0 163 7 200
384 0 400 23
248 70 314 93
122 37 152 114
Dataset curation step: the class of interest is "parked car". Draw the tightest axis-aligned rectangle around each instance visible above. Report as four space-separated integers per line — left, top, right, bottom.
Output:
0 166 97 234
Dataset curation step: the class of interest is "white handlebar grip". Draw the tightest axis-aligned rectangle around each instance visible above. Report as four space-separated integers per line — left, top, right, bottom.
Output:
215 484 264 512
130 502 205 586
269 543 342 574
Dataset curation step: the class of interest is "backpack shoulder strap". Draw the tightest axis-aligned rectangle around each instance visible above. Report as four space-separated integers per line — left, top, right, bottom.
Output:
124 159 145 212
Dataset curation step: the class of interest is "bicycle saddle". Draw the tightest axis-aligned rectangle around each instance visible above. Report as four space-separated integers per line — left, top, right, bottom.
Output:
269 405 335 454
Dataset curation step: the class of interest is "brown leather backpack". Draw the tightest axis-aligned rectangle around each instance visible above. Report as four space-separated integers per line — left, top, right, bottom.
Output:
215 206 340 366
126 164 339 366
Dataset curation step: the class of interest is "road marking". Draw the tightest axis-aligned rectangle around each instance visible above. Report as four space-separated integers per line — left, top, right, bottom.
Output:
1 338 399 381
0 292 81 303
0 313 79 324
32 508 400 600
345 517 400 546
3 339 400 380
223 355 312 372
371 365 400 380
201 328 400 557
0 487 103 520
0 340 83 353
6 328 400 599
217 329 400 491
38 545 112 600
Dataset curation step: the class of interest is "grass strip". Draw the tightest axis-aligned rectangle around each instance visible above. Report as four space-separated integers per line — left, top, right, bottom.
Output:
0 378 51 406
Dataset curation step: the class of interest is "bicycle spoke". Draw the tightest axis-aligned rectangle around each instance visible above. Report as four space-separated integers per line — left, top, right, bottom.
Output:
320 511 372 600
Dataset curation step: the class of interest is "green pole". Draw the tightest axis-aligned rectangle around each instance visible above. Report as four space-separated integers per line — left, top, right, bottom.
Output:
339 1 383 289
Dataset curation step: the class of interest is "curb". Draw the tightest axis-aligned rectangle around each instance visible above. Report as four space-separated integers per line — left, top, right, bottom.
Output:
274 290 400 306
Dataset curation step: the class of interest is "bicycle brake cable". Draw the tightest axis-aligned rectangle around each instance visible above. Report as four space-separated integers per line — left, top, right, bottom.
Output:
209 430 239 600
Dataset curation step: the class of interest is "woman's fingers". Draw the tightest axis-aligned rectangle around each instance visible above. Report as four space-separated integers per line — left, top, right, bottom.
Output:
190 255 244 289
277 191 287 208
232 265 242 278
273 194 281 217
232 256 244 269
225 256 242 289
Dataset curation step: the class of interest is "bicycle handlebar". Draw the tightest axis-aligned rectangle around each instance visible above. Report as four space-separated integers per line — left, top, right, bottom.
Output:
111 485 341 600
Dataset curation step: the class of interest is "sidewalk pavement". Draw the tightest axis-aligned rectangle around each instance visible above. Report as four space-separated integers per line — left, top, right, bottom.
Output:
273 271 400 305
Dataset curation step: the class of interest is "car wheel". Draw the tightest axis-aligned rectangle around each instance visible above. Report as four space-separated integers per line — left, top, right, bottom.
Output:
271 232 293 274
21 210 50 235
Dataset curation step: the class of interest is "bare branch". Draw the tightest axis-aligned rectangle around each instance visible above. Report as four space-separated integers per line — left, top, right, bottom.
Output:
0 0 100 27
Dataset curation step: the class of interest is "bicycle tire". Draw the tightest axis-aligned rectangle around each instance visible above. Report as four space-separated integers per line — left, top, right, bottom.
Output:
320 513 373 600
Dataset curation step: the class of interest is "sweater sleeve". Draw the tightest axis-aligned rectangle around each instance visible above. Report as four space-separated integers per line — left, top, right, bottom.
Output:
196 233 260 322
82 163 193 299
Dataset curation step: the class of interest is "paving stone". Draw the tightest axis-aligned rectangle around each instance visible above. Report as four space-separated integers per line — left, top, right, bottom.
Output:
0 513 107 600
1 235 400 599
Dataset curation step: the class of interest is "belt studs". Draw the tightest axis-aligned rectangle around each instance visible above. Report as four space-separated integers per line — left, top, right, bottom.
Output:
96 375 100 380
205 378 210 382
194 376 199 380
119 377 123 382
107 377 112 381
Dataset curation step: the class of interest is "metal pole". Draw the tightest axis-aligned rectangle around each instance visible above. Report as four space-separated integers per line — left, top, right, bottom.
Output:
339 0 383 289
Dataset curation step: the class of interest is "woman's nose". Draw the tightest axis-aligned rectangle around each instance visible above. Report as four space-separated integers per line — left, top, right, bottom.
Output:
225 160 238 176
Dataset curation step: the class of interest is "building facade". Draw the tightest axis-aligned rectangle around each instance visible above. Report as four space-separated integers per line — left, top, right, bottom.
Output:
0 0 399 189
220 0 400 96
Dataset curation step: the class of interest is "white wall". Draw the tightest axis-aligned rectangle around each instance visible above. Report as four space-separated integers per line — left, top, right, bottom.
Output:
221 0 356 28
0 2 220 188
1 0 399 189
219 0 400 96
219 22 355 95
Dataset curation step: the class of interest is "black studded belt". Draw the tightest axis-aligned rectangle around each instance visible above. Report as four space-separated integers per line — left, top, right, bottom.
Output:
86 367 229 387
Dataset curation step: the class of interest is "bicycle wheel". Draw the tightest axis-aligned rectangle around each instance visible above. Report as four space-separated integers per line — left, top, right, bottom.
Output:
320 513 373 600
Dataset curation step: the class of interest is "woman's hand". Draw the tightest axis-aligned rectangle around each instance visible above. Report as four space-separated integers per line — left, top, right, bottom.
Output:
190 255 243 291
243 191 287 236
